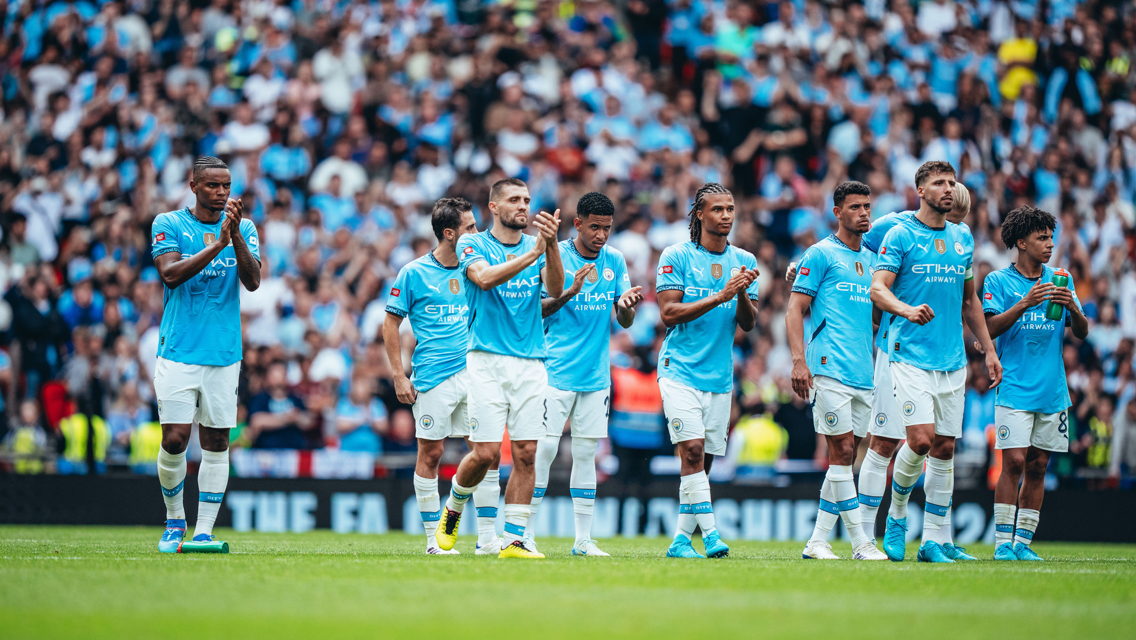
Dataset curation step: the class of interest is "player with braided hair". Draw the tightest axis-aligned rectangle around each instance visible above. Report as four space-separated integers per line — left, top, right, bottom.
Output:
656 183 759 559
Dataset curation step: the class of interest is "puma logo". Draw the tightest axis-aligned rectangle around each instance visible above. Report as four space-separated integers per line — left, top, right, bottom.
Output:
183 232 193 240
691 266 705 277
915 243 928 253
426 284 440 292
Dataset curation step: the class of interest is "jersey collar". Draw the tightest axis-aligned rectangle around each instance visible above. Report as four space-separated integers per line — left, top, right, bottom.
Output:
826 234 858 252
694 241 727 256
567 238 599 262
183 206 223 227
1008 262 1042 282
486 229 522 248
910 215 946 232
427 251 459 270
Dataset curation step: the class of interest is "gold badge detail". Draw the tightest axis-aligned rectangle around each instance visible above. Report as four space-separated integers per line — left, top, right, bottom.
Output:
449 279 460 294
855 262 863 276
711 263 723 279
506 254 517 261
586 269 599 284
934 239 946 254
203 233 216 245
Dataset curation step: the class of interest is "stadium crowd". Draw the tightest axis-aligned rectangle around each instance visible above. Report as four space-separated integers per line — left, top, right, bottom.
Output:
0 0 1134 488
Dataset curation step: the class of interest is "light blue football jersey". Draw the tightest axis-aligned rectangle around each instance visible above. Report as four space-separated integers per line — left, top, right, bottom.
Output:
656 241 760 394
457 230 547 360
151 207 260 366
983 264 1081 414
791 235 876 390
543 240 631 392
876 217 974 372
862 210 915 352
385 252 471 392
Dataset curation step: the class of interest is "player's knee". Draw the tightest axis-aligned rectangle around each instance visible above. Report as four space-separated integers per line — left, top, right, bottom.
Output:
906 433 932 456
1002 451 1027 477
512 439 538 466
1025 455 1049 481
929 438 955 460
161 430 190 454
681 442 705 468
417 442 444 468
870 437 899 459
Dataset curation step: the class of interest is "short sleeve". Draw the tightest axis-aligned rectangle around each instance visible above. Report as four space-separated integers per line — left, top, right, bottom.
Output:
656 247 685 293
385 268 412 317
790 248 826 298
240 219 261 262
151 214 180 259
615 254 631 297
875 226 908 274
982 273 1003 315
457 235 484 275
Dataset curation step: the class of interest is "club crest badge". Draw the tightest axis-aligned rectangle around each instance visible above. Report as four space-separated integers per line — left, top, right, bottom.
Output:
730 267 741 277
825 412 838 427
603 268 614 281
420 416 434 430
670 418 683 433
711 263 723 279
954 241 965 255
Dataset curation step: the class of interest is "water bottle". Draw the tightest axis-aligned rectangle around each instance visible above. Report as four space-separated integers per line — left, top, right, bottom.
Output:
1045 269 1069 321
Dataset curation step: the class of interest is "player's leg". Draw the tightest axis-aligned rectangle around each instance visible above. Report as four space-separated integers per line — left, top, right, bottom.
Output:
154 358 199 552
659 378 706 559
804 376 851 560
1014 410 1065 560
690 388 730 558
568 388 609 557
191 362 240 544
412 377 456 554
885 361 935 562
992 406 1028 560
928 367 975 561
528 387 574 551
498 356 548 558
439 353 504 550
848 388 886 558
413 438 449 553
862 351 902 539
472 451 502 554
194 426 231 541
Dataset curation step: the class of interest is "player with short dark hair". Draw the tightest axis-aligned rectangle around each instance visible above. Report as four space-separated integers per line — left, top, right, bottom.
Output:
656 183 759 559
526 192 643 557
984 205 1089 561
870 161 1002 563
152 156 261 553
787 181 887 560
435 179 564 559
385 197 500 555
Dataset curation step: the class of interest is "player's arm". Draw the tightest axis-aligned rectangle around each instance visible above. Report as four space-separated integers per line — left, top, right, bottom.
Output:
226 199 261 291
658 267 755 327
154 216 233 289
872 305 882 333
465 212 558 291
785 291 813 400
963 277 1002 387
615 286 643 329
733 267 758 332
869 270 934 325
985 278 1053 338
542 263 593 318
382 312 416 404
538 210 564 299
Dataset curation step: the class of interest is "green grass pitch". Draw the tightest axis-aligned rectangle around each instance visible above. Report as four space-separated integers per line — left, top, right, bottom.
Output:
2 526 1134 639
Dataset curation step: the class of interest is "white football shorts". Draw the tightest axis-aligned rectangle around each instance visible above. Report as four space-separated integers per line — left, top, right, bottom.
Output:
542 385 610 439
413 369 469 441
870 347 905 440
154 357 240 429
659 377 730 457
810 375 872 438
890 360 966 437
994 406 1070 453
466 350 546 443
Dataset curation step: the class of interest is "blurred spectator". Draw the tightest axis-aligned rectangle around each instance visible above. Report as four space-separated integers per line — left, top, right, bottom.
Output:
1 400 49 474
248 361 316 449
335 377 388 454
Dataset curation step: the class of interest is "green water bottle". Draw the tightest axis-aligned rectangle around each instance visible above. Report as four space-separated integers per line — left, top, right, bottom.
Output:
1045 269 1069 320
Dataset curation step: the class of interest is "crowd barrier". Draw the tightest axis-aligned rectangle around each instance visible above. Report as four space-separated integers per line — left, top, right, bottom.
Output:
2 475 1132 543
